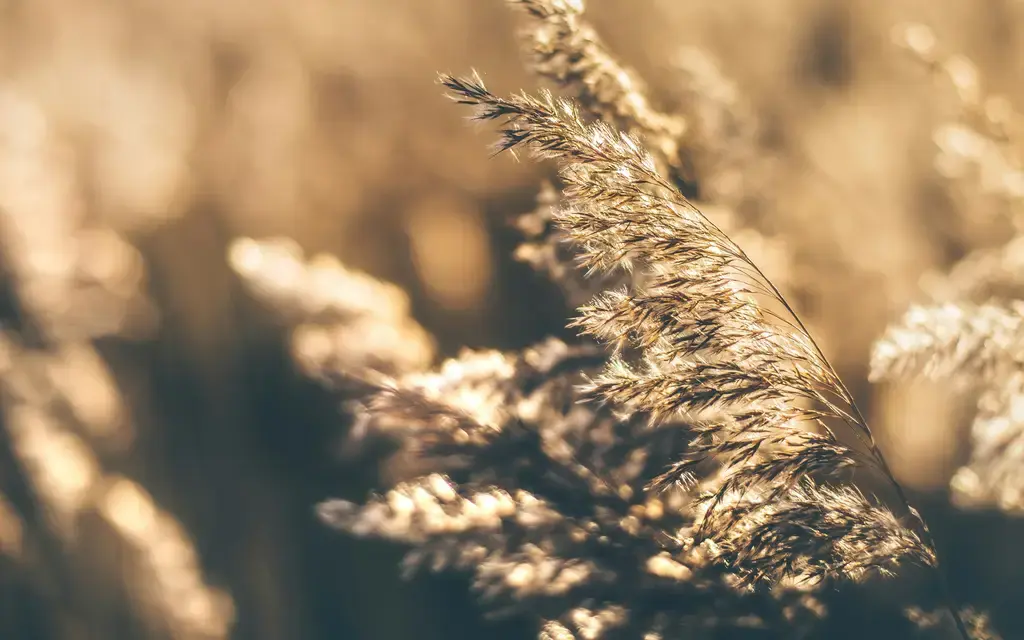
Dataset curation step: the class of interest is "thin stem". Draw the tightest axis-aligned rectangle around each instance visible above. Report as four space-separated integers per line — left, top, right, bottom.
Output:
650 140 972 638
847 399 971 640
444 74 972 638
737 248 971 640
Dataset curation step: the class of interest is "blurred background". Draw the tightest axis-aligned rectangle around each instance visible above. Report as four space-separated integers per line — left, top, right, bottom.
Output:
1 0 1023 638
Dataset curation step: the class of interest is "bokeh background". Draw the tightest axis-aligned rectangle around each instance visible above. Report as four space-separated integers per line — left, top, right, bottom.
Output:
1 0 1023 638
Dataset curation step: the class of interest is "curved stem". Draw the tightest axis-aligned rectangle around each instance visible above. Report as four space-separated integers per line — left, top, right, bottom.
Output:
742 252 971 640
647 120 971 640
847 400 971 640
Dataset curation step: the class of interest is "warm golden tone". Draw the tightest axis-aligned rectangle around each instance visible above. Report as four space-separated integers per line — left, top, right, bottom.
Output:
2 0 1023 638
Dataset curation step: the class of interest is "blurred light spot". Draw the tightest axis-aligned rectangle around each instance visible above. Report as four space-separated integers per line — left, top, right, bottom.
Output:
228 236 307 302
944 55 980 105
8 404 100 533
102 478 157 544
893 23 936 58
406 195 491 311
48 343 129 443
875 381 958 490
75 228 145 297
100 477 236 637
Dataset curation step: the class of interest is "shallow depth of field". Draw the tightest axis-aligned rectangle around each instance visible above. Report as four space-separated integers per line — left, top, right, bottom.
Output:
1 0 1023 638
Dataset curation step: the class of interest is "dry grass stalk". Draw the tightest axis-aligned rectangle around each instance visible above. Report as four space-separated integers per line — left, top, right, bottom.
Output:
316 69 978 638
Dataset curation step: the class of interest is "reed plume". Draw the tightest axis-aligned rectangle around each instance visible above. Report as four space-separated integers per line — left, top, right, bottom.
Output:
439 68 944 580
320 339 830 637
315 68 981 638
228 236 435 384
505 0 787 310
